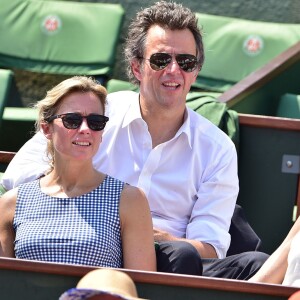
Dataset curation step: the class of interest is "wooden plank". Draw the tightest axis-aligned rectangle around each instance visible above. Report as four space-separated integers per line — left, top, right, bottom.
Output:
0 257 297 300
0 150 15 164
239 113 300 131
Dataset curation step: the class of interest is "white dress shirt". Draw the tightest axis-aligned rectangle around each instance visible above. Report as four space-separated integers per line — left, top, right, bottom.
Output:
2 91 239 258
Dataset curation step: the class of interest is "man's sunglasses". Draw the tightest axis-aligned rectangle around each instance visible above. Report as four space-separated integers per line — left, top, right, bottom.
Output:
45 113 109 131
145 53 199 72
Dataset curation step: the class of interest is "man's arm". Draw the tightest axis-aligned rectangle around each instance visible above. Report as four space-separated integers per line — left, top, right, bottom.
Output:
154 228 217 258
0 189 18 257
186 139 239 259
1 132 49 190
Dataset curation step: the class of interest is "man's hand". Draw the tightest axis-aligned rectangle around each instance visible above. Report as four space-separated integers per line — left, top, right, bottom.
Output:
153 227 176 242
153 227 218 258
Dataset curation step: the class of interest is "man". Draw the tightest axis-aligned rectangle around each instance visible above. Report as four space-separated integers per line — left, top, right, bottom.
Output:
1 1 268 278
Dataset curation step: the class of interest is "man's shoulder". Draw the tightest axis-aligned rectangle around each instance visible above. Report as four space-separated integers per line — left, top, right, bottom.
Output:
106 91 139 117
187 107 235 148
187 107 222 132
107 90 138 105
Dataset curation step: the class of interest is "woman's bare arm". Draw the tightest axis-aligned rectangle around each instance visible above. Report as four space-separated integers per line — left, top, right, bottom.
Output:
249 217 300 284
0 189 17 257
120 185 156 271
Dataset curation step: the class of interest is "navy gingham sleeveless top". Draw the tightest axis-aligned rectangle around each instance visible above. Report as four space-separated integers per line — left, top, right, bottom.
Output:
13 176 124 268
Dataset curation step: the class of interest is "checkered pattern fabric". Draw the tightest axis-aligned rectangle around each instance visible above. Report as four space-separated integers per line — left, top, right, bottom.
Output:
13 176 124 268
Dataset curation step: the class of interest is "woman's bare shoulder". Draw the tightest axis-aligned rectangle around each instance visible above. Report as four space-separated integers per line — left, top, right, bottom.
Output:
119 184 149 214
0 188 18 210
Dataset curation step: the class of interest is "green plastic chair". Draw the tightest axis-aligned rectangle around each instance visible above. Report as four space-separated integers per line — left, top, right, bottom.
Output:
0 0 124 150
0 107 38 151
0 173 6 195
106 79 139 94
276 93 300 119
0 0 124 80
195 13 300 92
0 69 13 127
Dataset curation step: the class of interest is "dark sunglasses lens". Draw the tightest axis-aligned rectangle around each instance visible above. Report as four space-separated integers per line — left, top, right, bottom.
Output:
62 114 82 129
176 54 198 72
87 115 107 131
149 53 172 71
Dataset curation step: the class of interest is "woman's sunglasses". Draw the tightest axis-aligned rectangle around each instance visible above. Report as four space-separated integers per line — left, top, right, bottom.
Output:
45 113 109 131
145 53 199 72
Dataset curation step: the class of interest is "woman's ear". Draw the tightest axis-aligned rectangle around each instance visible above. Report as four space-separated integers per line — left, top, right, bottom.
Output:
41 122 53 140
131 59 142 82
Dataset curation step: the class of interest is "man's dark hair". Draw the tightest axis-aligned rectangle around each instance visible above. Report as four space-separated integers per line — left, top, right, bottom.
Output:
124 1 204 85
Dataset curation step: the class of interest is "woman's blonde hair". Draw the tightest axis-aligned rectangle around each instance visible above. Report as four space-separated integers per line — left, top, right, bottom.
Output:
34 76 107 170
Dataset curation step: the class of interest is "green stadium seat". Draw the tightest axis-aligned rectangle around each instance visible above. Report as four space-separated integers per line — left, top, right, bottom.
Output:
0 107 37 151
276 93 300 119
0 69 13 126
0 0 124 150
194 13 300 92
0 173 6 195
0 0 124 82
106 79 139 94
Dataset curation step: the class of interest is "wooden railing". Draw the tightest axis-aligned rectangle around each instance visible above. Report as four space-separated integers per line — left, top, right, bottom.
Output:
0 150 15 164
0 257 297 300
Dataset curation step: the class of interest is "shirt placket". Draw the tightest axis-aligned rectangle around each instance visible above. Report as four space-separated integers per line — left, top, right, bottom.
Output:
138 143 163 196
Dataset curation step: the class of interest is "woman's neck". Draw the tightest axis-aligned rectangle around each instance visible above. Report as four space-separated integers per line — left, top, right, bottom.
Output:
40 163 105 198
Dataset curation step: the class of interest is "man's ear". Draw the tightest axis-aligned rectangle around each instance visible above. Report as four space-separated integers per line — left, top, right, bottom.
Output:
131 59 142 82
41 122 53 140
191 69 199 84
195 66 201 77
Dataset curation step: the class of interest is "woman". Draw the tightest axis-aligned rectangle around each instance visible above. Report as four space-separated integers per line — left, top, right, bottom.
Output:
249 216 300 286
0 76 156 271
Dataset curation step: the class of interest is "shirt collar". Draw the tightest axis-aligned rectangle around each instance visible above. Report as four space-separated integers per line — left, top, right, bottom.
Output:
174 108 192 149
122 93 192 148
122 93 142 127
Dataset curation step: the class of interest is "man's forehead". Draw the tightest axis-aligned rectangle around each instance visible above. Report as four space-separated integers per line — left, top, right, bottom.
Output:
144 26 197 55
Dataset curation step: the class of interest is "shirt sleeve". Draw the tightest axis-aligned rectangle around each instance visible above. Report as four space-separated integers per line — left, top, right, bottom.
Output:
1 131 49 190
186 141 239 259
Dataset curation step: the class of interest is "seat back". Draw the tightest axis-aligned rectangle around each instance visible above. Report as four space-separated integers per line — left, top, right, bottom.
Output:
0 0 124 80
0 69 13 127
195 13 300 92
0 107 37 152
106 79 139 94
0 151 16 194
277 93 300 119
